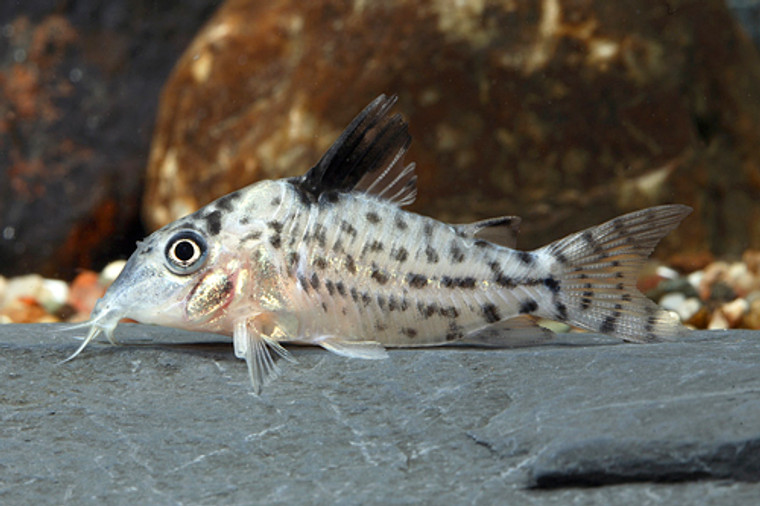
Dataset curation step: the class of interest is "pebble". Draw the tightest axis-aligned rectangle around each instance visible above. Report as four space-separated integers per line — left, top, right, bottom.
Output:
100 260 126 286
720 298 749 328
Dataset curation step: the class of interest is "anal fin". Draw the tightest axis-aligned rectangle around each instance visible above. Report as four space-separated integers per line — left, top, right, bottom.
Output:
456 315 556 348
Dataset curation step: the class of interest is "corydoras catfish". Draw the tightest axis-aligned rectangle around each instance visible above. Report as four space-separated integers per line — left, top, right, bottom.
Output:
65 95 691 392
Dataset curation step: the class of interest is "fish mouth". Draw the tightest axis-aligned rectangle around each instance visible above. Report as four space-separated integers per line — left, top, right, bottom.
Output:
59 305 124 363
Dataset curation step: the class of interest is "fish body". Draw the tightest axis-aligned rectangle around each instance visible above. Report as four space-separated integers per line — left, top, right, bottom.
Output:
68 95 691 392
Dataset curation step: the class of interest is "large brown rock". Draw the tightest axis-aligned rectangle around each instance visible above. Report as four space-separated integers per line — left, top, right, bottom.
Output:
144 0 760 258
0 1 218 278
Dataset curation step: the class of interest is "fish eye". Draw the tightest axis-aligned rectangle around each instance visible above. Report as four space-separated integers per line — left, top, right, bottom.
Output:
165 230 208 275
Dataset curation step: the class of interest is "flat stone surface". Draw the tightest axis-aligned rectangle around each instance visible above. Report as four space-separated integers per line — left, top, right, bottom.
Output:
1 324 759 504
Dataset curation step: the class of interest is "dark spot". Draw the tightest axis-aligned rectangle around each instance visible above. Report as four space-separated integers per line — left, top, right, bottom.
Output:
457 277 477 289
322 302 328 313
325 280 335 296
446 321 464 341
364 240 384 255
377 295 386 310
333 238 344 254
489 261 516 288
583 230 604 255
441 276 453 288
375 322 388 332
204 210 223 236
310 272 320 289
392 247 409 263
599 316 617 334
645 315 657 333
313 256 328 270
581 291 593 310
406 273 428 289
612 260 621 267
290 181 315 207
269 234 282 249
313 225 327 248
418 302 438 319
216 191 241 212
517 251 534 265
450 243 465 263
482 303 501 323
287 251 300 267
622 294 633 302
553 250 569 265
474 240 489 248
340 221 357 237
270 196 282 207
361 292 372 306
320 191 340 205
370 264 390 285
267 220 284 233
366 212 381 224
395 216 409 230
544 277 560 293
616 282 625 290
440 306 459 319
350 287 359 303
423 223 433 237
241 231 262 243
402 328 418 338
425 245 439 264
298 274 309 293
555 302 568 320
385 296 409 313
239 217 250 226
519 299 538 314
335 281 347 297
344 255 356 274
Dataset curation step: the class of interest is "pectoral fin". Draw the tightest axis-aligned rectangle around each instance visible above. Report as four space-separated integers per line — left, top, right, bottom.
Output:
317 336 389 360
233 315 296 394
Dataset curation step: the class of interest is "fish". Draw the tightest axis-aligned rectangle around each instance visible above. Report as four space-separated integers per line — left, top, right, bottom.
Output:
64 94 692 393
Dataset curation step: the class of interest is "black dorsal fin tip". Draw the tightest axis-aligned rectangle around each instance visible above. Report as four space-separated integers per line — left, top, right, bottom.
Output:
292 94 417 206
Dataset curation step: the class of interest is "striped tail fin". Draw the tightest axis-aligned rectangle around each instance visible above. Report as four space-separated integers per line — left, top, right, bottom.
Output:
539 205 692 342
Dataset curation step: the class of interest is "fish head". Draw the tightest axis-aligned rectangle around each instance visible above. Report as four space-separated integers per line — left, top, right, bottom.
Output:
93 219 251 333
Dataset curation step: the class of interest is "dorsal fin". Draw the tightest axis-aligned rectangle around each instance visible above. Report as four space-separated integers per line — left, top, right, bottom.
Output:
292 94 417 206
455 216 522 248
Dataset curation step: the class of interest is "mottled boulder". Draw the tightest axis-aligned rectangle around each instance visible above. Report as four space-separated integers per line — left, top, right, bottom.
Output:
145 0 760 258
0 1 219 278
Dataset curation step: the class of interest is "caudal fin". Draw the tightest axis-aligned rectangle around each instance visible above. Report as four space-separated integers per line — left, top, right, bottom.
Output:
539 205 692 342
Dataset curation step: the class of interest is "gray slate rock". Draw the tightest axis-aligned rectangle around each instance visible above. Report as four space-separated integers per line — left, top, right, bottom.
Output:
1 324 759 504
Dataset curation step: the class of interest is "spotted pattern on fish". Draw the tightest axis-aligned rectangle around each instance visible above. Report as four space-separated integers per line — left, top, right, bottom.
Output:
74 94 690 395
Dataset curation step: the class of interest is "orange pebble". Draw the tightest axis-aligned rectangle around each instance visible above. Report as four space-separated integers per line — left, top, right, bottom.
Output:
67 270 106 316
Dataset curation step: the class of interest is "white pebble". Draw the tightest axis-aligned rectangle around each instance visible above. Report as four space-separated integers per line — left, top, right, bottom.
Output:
659 292 686 311
660 293 701 322
687 270 703 292
100 260 127 286
2 274 44 308
656 265 680 280
721 298 749 327
39 279 69 313
708 311 729 330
